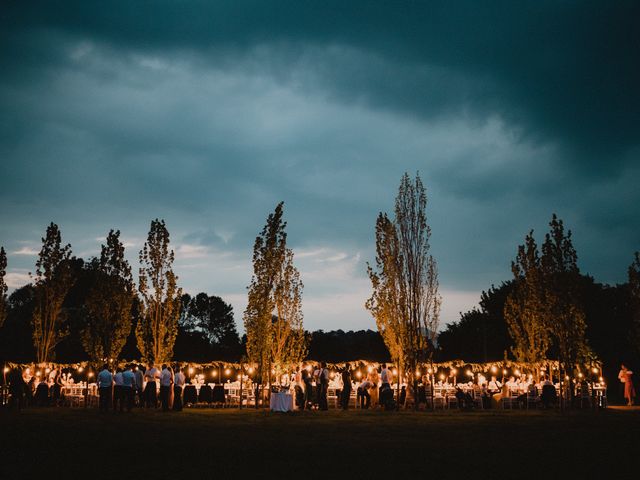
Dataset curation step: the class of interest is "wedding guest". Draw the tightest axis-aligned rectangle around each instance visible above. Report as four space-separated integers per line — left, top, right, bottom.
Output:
8 368 26 411
113 368 124 413
540 376 557 409
622 365 635 406
488 376 502 394
369 368 380 408
341 364 352 410
134 364 144 407
302 368 313 410
97 364 113 413
144 363 159 408
167 365 175 410
121 364 136 413
173 366 185 411
618 364 627 400
380 364 391 390
318 362 329 411
357 379 372 409
160 364 173 412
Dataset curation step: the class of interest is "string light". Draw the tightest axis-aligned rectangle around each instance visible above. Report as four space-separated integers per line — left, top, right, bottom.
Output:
78 366 84 373
212 371 218 377
466 370 472 377
592 367 598 374
3 367 9 373
491 366 497 373
415 371 421 378
439 374 445 381
367 366 373 373
356 371 362 379
188 367 194 375
248 367 254 374
392 368 398 376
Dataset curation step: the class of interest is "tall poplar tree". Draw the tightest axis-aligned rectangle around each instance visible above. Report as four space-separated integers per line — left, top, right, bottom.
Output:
82 230 135 363
244 202 306 390
504 232 551 364
629 252 640 354
136 219 181 364
0 246 7 329
31 223 74 362
366 172 441 406
541 215 589 374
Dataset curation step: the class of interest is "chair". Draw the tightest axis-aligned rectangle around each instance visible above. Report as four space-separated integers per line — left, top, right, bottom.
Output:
198 384 213 404
183 385 198 405
472 387 484 410
213 385 226 405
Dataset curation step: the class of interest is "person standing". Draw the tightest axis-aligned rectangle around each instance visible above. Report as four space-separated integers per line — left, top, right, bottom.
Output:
144 363 159 408
160 364 172 412
618 364 627 401
173 366 185 411
318 362 329 411
134 364 145 407
302 367 313 410
97 364 113 413
341 364 352 410
8 368 26 412
113 368 124 413
368 368 380 408
121 364 135 413
622 365 636 406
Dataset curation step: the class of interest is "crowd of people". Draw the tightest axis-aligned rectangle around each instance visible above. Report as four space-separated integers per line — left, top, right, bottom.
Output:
3 360 633 412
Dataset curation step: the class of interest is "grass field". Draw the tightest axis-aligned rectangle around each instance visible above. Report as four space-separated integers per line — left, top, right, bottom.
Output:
1 407 639 479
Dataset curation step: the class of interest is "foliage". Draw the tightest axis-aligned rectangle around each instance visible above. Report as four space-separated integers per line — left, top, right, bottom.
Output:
178 292 241 360
366 172 441 394
31 223 74 362
504 232 551 363
504 215 590 378
81 230 134 363
136 219 182 364
0 246 7 329
438 283 512 362
244 202 307 384
307 329 391 363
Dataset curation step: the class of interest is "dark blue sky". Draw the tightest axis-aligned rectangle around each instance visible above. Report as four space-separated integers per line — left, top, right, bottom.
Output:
1 1 639 330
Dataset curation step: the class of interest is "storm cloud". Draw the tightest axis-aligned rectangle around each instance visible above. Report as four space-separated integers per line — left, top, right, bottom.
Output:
1 1 639 330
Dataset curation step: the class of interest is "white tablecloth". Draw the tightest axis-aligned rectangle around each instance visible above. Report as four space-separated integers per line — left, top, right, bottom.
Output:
270 392 293 412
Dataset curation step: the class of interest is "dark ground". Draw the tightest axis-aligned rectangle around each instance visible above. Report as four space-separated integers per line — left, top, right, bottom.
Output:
1 407 638 480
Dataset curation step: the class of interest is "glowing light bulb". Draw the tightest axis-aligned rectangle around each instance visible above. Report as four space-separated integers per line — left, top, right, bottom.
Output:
592 367 598 374
367 366 373 373
466 370 472 377
392 369 398 376
451 368 457 375
3 367 9 373
248 367 254 374
36 371 41 377
88 372 94 378
439 374 445 381
224 368 231 375
491 366 497 373
514 369 521 376
212 371 218 377
188 367 194 375
78 366 84 373
356 371 362 379
502 369 507 375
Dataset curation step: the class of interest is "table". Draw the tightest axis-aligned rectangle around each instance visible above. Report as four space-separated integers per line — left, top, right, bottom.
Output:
270 392 293 412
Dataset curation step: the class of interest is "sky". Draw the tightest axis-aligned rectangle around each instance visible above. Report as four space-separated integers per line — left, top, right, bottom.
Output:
1 1 639 332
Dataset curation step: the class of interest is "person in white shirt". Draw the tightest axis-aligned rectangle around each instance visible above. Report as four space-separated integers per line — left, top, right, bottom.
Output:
173 366 185 412
144 363 160 408
488 376 502 394
160 364 173 412
380 364 391 389
97 364 113 413
357 379 373 409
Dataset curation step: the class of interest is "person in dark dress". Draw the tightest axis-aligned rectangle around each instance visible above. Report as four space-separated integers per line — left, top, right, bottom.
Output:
318 362 329 411
341 364 352 410
302 368 313 410
8 368 26 411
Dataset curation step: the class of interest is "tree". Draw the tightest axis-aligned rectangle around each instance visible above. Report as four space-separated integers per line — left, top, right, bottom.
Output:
179 292 241 357
31 223 74 362
0 246 7 329
244 202 307 393
438 283 512 363
136 219 182 364
630 252 640 354
271 248 306 377
504 232 551 364
81 230 135 363
366 172 441 406
541 215 590 375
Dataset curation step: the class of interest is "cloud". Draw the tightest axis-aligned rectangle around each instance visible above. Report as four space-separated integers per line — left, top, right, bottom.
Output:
12 247 38 256
5 270 31 288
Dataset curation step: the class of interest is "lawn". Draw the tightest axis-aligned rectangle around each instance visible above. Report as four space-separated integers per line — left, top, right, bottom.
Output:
1 407 638 479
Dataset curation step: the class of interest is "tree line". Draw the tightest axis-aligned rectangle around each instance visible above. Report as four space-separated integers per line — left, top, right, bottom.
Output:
1 173 639 401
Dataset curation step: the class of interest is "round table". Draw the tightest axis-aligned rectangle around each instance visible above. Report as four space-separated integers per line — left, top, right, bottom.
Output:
270 392 293 412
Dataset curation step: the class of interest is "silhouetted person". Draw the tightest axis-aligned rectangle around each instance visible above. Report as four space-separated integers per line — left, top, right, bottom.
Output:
173 366 185 411
341 364 352 410
318 362 329 410
8 368 26 411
